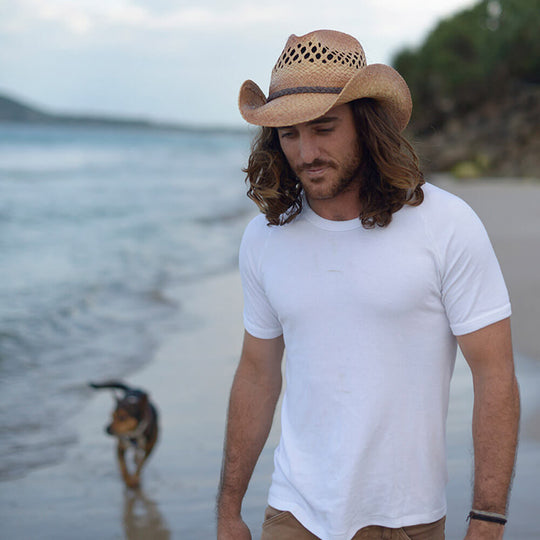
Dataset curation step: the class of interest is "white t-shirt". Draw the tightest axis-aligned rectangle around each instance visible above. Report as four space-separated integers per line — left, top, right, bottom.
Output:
239 182 511 540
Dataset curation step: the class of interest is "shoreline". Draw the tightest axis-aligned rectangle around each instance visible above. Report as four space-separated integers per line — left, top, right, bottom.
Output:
1 177 539 539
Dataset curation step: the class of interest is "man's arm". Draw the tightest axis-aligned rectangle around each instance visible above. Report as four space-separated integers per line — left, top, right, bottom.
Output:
217 331 284 540
457 318 520 540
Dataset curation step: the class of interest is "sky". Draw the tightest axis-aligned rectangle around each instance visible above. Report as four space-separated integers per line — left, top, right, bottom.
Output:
0 0 478 127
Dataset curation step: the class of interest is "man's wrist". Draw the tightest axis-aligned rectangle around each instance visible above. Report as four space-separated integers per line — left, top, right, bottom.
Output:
216 493 243 521
468 510 507 526
217 503 242 520
466 517 505 539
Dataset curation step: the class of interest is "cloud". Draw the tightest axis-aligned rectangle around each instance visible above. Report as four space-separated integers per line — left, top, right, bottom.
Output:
1 0 284 36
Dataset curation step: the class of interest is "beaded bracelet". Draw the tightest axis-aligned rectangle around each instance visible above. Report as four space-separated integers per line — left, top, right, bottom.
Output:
467 510 507 525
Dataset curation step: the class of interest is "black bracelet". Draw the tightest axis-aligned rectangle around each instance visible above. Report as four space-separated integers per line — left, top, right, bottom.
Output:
468 510 507 525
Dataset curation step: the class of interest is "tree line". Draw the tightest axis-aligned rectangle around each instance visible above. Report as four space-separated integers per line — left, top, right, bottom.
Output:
393 0 540 134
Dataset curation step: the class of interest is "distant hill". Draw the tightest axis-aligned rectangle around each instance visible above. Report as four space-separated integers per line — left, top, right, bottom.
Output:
0 93 245 134
0 94 53 122
0 93 155 127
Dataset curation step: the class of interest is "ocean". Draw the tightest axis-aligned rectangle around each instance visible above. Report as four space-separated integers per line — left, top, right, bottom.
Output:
0 122 253 481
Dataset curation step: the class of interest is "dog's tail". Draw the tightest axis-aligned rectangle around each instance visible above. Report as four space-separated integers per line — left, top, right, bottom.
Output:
89 380 134 393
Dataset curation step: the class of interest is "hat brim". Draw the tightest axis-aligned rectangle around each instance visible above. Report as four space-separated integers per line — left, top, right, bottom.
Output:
238 64 412 131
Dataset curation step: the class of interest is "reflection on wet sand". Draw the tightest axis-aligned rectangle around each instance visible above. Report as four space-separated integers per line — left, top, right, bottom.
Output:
123 488 170 540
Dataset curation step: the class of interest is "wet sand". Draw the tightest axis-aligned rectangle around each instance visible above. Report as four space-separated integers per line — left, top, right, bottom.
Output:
0 177 539 539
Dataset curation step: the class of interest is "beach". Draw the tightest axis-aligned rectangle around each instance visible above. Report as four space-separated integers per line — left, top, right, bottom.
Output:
1 175 539 539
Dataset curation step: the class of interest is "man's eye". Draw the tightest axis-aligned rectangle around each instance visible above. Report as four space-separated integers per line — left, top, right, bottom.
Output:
316 127 333 133
279 131 295 139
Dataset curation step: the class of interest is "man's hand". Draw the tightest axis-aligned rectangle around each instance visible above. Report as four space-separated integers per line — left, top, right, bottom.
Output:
464 519 505 539
217 515 252 540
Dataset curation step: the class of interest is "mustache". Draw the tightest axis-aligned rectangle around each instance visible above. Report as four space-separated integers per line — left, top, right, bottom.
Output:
296 159 336 172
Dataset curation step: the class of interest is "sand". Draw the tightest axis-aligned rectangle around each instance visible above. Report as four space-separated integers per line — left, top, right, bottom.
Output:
1 176 539 539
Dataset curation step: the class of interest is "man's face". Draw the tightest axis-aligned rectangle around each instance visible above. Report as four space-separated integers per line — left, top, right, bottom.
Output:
276 104 362 203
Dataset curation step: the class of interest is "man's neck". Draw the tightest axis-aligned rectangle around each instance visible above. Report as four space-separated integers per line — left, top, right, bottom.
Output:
305 186 362 222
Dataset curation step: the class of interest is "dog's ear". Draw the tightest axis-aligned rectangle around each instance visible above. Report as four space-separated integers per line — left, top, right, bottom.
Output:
139 392 149 408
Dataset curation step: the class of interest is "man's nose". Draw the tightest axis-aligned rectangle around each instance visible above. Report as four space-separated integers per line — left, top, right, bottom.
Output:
298 134 321 165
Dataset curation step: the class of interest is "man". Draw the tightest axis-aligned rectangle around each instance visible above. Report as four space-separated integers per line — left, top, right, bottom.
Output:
217 30 519 540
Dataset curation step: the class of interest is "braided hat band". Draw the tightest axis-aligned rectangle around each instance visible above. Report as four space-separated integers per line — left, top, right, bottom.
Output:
238 30 412 131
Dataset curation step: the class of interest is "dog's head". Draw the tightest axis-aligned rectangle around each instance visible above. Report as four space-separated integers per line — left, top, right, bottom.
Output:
89 381 153 437
106 390 149 436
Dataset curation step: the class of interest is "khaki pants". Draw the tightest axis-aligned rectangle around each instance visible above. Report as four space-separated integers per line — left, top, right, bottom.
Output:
261 506 445 540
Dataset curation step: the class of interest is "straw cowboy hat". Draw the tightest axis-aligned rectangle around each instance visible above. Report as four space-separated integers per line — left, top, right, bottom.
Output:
238 29 412 131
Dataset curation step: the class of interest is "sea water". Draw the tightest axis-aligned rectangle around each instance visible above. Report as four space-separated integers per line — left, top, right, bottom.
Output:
0 122 253 480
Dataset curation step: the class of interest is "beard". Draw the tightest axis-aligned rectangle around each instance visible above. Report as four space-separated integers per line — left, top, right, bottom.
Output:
293 146 362 201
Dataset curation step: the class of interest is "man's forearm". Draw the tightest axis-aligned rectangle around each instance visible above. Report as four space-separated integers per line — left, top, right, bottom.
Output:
470 372 520 512
466 371 520 539
217 347 283 523
458 319 520 539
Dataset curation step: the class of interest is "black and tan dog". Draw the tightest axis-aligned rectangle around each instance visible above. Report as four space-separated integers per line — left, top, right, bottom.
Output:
89 381 159 489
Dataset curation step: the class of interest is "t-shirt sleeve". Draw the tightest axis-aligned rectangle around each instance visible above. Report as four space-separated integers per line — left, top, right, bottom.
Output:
438 198 511 336
239 217 283 339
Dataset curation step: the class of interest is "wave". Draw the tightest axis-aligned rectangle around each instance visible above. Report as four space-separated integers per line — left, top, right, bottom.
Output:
0 122 253 480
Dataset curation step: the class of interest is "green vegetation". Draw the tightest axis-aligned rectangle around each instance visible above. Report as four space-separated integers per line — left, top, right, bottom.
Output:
451 154 492 178
393 0 540 133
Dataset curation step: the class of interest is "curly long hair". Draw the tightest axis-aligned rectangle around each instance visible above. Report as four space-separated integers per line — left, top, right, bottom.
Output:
243 98 424 227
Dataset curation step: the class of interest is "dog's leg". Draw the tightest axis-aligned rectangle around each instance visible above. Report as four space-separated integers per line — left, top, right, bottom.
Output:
130 446 147 488
117 442 138 488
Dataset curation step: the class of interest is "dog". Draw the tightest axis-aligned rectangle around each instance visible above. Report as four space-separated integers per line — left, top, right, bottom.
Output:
89 380 159 489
